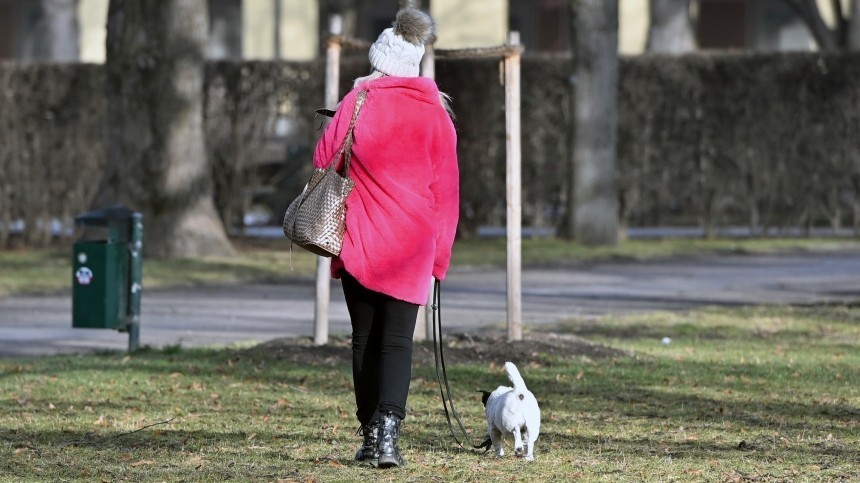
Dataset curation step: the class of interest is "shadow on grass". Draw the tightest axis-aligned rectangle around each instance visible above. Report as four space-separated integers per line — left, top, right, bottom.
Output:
6 344 860 423
539 432 855 462
1 427 317 453
565 321 845 341
0 427 332 481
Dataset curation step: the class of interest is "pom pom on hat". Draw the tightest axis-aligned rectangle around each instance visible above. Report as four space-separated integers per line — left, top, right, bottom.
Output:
393 8 436 46
368 8 435 77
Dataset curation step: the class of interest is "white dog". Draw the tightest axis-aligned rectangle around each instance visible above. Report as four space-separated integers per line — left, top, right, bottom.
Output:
477 362 541 461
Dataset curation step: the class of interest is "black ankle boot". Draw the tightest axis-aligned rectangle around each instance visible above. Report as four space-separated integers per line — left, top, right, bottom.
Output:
376 412 405 468
354 420 380 463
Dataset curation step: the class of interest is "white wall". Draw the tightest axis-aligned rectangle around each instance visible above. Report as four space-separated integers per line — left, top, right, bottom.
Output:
243 0 318 60
243 0 276 59
78 0 108 63
280 0 318 60
620 0 649 55
432 0 508 49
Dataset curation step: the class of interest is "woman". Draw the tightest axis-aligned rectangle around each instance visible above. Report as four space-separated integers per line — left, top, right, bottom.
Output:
312 8 459 469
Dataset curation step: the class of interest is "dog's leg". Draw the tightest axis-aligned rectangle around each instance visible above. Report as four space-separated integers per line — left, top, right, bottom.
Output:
522 427 529 455
512 426 524 456
489 426 504 457
523 427 536 461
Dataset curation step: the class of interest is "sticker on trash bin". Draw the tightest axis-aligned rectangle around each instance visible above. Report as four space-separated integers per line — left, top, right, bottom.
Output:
75 267 94 285
77 252 88 264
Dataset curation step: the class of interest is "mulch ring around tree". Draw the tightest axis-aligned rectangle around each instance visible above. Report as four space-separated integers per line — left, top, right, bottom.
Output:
248 329 628 368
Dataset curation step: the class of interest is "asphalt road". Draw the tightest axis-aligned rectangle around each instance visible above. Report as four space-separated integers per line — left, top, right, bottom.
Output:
1 250 859 358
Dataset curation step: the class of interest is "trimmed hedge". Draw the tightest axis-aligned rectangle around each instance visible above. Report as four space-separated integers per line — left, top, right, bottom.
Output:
0 63 105 246
619 52 860 237
1 52 858 247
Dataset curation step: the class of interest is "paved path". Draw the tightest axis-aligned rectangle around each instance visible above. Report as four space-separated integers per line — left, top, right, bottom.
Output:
1 251 859 358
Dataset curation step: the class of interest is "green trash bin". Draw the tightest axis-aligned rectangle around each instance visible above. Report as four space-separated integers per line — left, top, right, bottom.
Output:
72 206 143 350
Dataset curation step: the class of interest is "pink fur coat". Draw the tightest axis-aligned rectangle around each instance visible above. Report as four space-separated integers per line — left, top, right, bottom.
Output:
313 76 459 305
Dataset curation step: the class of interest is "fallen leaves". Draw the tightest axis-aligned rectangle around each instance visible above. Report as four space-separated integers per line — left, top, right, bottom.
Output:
185 455 206 470
313 454 343 467
271 397 291 410
13 447 33 456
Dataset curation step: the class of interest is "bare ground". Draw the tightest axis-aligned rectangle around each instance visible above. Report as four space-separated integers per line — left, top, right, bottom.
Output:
249 329 627 368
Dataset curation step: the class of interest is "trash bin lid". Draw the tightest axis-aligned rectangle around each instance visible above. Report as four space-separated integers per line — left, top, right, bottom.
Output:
75 205 138 227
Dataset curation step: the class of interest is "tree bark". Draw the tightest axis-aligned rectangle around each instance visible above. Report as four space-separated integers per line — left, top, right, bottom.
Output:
849 0 860 50
647 0 695 53
103 0 234 258
564 0 619 245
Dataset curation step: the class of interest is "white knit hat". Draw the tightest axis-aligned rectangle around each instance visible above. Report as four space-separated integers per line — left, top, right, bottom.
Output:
368 8 436 78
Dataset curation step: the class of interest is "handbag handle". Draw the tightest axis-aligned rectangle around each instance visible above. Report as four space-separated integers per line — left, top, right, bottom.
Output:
332 89 368 177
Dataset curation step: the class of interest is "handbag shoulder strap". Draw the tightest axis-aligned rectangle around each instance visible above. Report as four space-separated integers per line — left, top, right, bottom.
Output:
334 89 367 176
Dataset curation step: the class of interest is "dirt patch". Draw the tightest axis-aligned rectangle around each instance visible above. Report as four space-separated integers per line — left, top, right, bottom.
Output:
249 329 627 367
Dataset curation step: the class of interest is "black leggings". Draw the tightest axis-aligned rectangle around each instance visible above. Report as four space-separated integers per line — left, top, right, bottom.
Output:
341 273 419 425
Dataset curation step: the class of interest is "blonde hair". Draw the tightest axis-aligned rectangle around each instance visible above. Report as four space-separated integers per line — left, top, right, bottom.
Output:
353 70 455 120
353 70 386 88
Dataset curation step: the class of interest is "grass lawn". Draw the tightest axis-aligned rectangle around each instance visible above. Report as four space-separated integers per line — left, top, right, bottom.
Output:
1 304 858 481
1 236 859 298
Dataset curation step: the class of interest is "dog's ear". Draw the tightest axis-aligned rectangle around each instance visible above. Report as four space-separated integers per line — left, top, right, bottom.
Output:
475 389 492 407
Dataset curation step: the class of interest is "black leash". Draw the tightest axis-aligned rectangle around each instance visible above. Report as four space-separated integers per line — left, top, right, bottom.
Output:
431 279 477 448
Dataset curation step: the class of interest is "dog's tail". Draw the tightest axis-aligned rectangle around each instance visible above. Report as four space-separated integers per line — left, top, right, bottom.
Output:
504 362 528 398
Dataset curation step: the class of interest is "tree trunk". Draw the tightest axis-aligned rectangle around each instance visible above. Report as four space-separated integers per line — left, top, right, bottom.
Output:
849 0 860 50
647 0 695 53
103 0 234 258
564 0 619 245
853 198 860 237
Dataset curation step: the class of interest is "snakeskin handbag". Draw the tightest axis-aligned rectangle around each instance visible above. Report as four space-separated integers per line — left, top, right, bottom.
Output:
282 90 367 257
